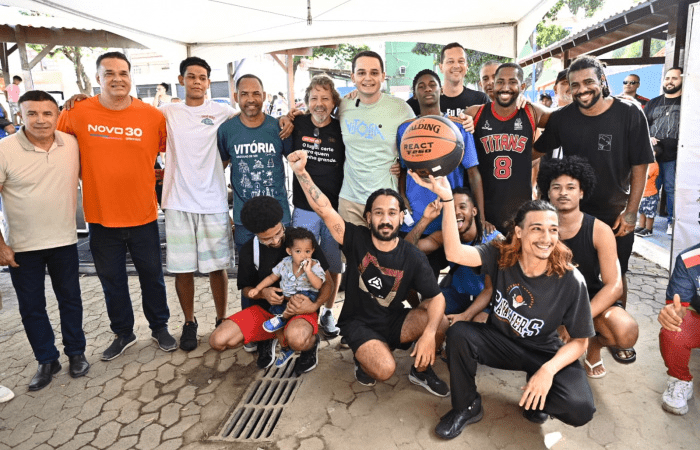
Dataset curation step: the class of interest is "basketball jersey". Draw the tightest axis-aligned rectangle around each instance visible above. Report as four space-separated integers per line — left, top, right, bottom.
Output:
473 103 535 233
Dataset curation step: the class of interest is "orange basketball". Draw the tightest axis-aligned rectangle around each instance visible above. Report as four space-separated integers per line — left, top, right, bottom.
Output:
400 115 464 179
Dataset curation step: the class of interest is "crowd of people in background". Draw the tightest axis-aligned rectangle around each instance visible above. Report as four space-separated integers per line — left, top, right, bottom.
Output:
0 42 695 441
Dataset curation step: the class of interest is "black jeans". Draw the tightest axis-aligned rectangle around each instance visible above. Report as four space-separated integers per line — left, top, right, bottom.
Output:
447 321 595 427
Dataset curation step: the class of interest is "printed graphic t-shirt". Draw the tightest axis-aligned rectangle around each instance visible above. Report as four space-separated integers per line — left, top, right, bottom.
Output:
217 115 292 225
338 222 441 330
57 96 166 227
338 94 414 204
476 243 594 352
160 100 235 214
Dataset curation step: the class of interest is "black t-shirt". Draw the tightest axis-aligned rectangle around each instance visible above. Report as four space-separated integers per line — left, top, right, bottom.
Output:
237 233 330 310
645 95 681 162
476 244 594 352
339 222 441 330
474 103 535 233
562 213 603 301
406 87 489 116
535 99 654 227
291 115 345 210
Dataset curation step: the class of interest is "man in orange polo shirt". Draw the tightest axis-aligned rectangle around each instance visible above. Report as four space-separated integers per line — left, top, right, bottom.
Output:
58 51 175 360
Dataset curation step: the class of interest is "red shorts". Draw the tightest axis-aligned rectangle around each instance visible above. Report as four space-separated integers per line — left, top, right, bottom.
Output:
229 305 318 345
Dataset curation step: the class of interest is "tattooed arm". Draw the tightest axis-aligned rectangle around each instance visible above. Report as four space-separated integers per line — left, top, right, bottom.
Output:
287 150 346 245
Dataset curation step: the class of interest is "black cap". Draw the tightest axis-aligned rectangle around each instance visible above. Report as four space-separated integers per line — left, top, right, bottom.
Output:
539 93 552 101
555 69 568 85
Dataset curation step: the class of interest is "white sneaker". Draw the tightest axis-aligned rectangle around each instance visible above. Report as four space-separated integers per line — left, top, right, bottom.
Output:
0 385 14 403
667 223 673 235
662 377 693 415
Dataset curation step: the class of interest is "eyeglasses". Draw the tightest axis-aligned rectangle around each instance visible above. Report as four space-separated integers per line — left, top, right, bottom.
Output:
622 81 639 85
258 224 285 245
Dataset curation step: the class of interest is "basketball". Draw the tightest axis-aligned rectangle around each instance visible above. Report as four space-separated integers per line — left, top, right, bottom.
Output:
400 115 464 179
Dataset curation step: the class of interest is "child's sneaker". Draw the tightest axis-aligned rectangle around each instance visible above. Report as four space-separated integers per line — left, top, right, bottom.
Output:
263 314 287 333
275 347 295 369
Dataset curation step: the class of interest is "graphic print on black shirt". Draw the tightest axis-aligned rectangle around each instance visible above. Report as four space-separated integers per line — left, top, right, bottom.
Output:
358 252 404 307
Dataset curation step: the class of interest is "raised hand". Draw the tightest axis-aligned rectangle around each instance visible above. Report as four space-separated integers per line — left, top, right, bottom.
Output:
287 150 308 174
408 171 452 201
658 294 687 332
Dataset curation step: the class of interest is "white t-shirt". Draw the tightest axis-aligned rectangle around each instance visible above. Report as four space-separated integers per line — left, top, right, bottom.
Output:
338 94 414 204
161 100 236 214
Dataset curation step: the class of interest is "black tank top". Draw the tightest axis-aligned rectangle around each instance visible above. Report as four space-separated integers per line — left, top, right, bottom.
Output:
474 103 535 233
562 213 603 300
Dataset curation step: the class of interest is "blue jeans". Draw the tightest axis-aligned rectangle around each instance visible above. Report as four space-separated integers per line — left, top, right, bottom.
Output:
656 160 676 222
269 289 319 315
9 244 86 364
89 221 169 336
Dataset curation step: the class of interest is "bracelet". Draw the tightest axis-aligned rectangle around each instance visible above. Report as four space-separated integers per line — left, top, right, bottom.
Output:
440 198 454 203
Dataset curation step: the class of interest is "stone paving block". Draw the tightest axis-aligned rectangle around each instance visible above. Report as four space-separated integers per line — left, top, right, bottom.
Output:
100 376 126 401
197 377 222 395
161 415 199 440
216 355 235 373
90 420 121 449
137 379 160 403
34 406 81 433
161 375 187 394
86 368 121 388
28 445 52 450
155 363 176 384
78 409 118 433
347 390 378 417
119 412 158 436
142 393 175 413
135 423 164 450
115 399 142 425
118 361 142 380
12 429 52 450
55 431 95 450
193 392 215 406
76 396 106 421
175 385 197 404
327 400 352 429
169 350 188 366
136 345 157 364
63 386 102 408
3 416 40 447
158 402 181 427
153 438 183 450
178 400 201 417
124 371 156 391
299 437 324 450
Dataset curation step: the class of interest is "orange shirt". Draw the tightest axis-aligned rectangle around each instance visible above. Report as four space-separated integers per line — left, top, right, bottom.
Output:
644 161 659 197
58 96 166 227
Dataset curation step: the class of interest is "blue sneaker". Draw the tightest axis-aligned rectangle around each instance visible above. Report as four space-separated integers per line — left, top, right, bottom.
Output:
275 347 295 369
263 314 287 333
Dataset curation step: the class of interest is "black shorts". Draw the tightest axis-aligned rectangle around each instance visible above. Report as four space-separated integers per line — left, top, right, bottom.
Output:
341 308 412 354
616 232 634 274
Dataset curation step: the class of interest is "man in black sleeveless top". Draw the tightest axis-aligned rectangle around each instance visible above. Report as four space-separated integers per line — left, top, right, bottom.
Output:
463 63 545 234
538 157 639 378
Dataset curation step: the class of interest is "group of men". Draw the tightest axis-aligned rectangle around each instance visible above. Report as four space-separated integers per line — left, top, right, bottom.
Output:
0 42 695 433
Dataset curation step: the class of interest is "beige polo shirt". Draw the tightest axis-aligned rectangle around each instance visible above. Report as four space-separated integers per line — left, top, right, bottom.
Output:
0 128 79 252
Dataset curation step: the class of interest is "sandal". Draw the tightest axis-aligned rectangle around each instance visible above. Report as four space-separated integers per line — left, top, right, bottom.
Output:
610 347 636 364
584 355 606 379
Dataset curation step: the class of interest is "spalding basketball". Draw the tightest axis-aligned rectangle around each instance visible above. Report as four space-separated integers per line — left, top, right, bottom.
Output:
400 115 464 179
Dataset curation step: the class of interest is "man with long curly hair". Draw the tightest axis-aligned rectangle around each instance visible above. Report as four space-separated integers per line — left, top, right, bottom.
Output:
412 174 595 439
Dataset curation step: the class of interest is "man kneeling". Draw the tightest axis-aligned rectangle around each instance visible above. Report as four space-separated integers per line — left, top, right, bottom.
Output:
209 196 333 375
413 174 595 439
288 150 450 396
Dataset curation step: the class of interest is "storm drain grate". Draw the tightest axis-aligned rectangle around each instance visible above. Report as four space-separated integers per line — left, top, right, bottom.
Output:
213 357 302 442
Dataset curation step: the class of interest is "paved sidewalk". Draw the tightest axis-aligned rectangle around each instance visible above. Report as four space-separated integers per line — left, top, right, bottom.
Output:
0 253 699 449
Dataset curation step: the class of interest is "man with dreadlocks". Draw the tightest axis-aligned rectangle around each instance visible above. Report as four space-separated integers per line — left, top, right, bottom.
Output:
413 174 595 439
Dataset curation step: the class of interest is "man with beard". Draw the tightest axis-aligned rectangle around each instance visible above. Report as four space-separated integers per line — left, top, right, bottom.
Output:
479 61 501 102
290 74 345 337
287 149 451 396
398 69 484 275
534 55 654 365
218 74 293 258
407 43 489 116
537 156 638 378
645 67 683 235
463 63 544 234
622 74 649 107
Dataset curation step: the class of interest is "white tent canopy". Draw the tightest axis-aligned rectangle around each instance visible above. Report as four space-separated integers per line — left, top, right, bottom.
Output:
4 0 557 65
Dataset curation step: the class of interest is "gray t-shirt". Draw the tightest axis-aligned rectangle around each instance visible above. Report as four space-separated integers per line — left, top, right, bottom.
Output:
272 256 326 297
476 243 595 352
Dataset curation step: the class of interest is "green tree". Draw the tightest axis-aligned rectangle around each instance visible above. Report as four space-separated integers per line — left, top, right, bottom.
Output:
536 0 605 49
306 44 370 70
411 43 510 85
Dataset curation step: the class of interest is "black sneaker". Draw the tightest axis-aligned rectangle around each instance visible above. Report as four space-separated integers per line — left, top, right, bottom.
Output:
179 319 198 351
354 357 376 386
523 408 549 424
339 336 350 349
409 365 450 397
294 334 320 375
434 395 483 440
319 308 340 337
151 328 177 352
257 338 278 369
215 318 224 328
635 228 652 237
633 226 644 234
101 333 137 361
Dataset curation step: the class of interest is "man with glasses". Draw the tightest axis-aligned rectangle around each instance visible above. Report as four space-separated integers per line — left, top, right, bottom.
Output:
209 196 333 375
622 74 648 107
290 74 345 338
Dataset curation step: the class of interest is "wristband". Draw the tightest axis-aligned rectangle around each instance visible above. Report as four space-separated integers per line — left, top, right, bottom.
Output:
440 198 454 203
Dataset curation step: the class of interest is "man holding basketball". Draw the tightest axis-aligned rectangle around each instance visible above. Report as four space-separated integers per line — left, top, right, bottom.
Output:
287 148 451 397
